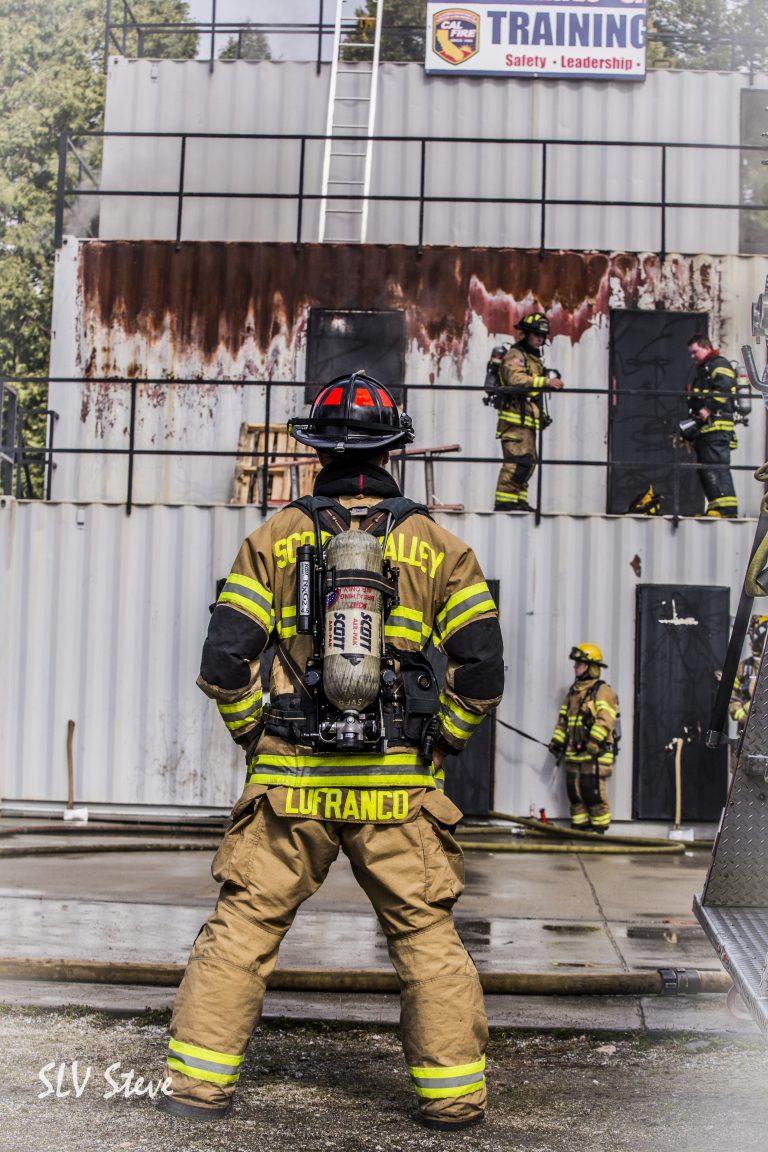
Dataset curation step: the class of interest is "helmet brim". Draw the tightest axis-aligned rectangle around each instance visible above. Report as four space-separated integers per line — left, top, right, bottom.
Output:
290 422 413 453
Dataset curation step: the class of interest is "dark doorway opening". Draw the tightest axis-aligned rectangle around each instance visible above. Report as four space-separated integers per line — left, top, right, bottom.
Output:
633 583 729 822
305 309 405 405
608 309 707 516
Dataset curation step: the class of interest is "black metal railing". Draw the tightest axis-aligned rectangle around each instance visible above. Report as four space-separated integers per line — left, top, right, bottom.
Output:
0 383 58 500
102 0 768 76
3 375 761 525
54 128 768 258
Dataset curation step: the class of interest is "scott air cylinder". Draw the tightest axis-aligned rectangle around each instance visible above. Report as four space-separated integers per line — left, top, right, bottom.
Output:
323 531 383 712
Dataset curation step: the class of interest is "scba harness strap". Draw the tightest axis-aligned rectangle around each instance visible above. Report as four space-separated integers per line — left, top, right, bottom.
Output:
264 495 440 753
289 494 433 538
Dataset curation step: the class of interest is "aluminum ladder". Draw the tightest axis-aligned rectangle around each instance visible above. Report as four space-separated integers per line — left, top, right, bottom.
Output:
318 0 383 243
694 276 768 1035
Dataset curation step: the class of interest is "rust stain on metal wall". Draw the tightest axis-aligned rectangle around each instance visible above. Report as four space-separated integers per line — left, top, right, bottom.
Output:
78 241 722 378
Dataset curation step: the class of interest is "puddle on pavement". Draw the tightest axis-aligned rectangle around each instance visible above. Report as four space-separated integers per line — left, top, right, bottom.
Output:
542 924 602 934
625 924 704 944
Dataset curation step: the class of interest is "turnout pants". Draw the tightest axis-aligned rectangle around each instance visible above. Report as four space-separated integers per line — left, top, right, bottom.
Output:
695 432 738 517
166 792 487 1124
565 763 612 831
494 426 537 510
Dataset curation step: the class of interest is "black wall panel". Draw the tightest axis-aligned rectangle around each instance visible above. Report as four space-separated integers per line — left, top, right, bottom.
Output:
305 309 405 403
633 584 729 821
608 309 708 516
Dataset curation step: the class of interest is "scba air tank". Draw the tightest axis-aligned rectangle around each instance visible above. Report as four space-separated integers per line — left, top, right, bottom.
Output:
323 531 382 711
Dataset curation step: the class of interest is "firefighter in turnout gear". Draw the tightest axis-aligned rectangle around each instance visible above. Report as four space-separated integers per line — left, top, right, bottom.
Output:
493 312 564 512
161 373 505 1131
548 644 619 833
686 335 739 518
729 615 768 741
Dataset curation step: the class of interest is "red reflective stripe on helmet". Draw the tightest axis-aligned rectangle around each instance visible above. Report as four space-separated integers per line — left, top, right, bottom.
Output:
354 388 375 406
377 388 394 407
321 387 344 406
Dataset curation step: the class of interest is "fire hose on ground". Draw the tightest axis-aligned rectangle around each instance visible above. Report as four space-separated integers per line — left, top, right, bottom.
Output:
0 956 731 997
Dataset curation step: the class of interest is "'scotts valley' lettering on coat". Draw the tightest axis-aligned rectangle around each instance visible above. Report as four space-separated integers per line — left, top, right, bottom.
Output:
274 530 445 579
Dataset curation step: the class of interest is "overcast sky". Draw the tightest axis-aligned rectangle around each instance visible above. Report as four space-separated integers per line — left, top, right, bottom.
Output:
184 0 363 60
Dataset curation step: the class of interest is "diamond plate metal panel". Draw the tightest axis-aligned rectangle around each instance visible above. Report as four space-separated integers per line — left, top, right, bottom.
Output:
694 899 768 1036
702 644 768 906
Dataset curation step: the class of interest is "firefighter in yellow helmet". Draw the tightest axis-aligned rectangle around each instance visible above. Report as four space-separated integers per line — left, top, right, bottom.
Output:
159 373 505 1131
729 615 768 742
548 644 620 833
493 312 564 512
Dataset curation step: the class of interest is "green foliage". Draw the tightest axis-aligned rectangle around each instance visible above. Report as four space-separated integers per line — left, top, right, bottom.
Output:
219 23 272 61
647 0 768 71
0 0 196 494
343 0 426 63
113 0 199 60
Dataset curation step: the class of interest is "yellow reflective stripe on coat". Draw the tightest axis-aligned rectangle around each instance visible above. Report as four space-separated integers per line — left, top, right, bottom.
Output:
436 582 496 643
218 573 274 630
217 688 263 732
385 606 432 646
438 693 484 743
594 700 617 717
168 1038 243 1084
409 1057 485 1098
498 409 540 430
246 752 440 790
709 365 736 381
277 605 297 639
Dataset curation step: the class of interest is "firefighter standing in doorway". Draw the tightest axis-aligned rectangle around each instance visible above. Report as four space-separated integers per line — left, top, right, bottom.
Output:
729 615 768 742
159 373 505 1131
492 312 564 512
548 644 620 833
684 335 739 518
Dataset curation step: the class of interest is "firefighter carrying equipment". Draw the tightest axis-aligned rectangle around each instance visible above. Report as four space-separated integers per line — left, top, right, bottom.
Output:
491 335 557 511
176 410 505 1124
687 348 739 517
549 675 620 832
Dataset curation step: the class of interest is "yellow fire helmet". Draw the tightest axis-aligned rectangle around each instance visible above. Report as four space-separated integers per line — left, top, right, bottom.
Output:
569 643 607 668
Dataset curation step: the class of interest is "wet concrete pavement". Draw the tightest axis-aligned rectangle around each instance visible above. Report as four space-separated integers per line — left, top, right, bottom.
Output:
0 825 757 1035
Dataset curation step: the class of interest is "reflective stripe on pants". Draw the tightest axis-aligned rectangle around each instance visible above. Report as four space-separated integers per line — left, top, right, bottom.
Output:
166 795 487 1123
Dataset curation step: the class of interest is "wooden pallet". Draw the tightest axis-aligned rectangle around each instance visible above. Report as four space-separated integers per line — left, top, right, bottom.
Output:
230 423 320 506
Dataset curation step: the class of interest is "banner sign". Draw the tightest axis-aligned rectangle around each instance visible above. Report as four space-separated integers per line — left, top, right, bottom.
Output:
425 1 647 80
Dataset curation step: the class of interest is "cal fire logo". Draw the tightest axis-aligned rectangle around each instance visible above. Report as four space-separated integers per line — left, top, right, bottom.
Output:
432 8 479 65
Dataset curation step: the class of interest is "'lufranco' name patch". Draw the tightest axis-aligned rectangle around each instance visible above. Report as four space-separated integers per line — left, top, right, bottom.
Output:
274 786 410 823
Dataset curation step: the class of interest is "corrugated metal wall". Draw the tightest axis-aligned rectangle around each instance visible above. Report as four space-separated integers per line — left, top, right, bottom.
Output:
94 59 763 252
0 499 754 820
49 238 766 513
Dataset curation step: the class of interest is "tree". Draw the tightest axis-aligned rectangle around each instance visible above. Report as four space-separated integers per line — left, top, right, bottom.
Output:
0 0 196 493
647 0 768 71
219 22 272 61
343 0 426 63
